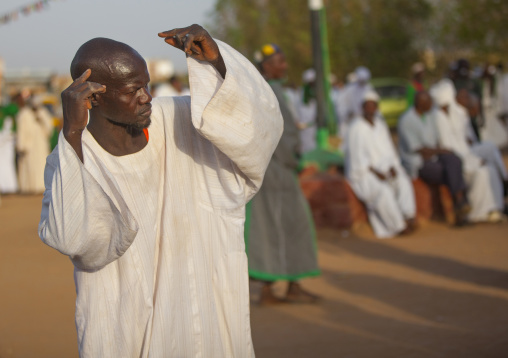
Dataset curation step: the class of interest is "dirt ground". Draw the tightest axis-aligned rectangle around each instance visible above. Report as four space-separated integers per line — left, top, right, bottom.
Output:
1 195 508 358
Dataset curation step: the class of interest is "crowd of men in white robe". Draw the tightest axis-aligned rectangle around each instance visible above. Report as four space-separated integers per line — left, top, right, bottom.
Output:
0 94 54 201
286 64 508 238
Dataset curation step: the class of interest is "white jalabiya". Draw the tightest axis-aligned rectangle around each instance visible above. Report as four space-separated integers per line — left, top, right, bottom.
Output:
0 117 18 193
481 75 508 147
345 116 416 238
296 96 317 154
433 106 503 221
454 104 508 180
38 41 283 358
17 106 52 193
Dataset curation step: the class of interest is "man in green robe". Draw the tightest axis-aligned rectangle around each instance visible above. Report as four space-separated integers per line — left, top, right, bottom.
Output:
245 44 320 305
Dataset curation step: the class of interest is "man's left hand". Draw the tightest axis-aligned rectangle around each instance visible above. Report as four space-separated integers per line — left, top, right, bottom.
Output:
158 24 226 78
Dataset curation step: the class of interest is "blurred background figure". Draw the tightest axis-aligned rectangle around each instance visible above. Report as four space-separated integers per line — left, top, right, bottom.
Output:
295 68 317 154
15 92 53 194
431 80 505 223
479 63 508 147
339 66 374 139
345 90 417 238
246 44 320 305
406 62 426 107
0 95 19 194
398 91 470 225
455 89 508 200
153 75 190 97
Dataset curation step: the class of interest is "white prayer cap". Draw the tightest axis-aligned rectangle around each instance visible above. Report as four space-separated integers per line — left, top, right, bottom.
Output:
430 80 455 107
411 62 425 74
302 68 316 83
355 66 371 81
363 89 380 103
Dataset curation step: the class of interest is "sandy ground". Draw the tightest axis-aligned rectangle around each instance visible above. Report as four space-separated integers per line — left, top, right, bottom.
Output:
1 195 508 358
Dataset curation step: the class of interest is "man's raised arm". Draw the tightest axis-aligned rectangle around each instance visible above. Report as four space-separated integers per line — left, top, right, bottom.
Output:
158 25 282 198
61 69 106 162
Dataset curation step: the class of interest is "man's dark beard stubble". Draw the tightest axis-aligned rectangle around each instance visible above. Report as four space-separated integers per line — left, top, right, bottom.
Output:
106 117 151 136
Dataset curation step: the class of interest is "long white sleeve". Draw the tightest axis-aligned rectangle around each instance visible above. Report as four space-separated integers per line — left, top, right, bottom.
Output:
187 40 283 199
38 132 139 271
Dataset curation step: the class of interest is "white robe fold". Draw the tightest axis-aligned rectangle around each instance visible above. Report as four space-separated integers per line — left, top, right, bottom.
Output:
39 41 283 358
345 116 416 238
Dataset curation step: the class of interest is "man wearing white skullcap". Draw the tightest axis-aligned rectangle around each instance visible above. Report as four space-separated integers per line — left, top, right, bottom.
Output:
431 80 505 222
345 90 417 238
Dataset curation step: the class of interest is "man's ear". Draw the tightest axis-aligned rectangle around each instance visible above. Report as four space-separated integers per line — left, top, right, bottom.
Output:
91 93 100 107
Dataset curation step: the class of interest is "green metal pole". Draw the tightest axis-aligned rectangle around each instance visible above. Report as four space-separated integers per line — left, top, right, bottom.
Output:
309 0 335 149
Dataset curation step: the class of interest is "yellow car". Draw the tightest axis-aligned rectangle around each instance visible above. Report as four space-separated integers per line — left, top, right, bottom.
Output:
371 78 410 128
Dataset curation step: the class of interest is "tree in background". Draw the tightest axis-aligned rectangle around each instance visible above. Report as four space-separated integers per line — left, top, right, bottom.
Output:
208 0 432 84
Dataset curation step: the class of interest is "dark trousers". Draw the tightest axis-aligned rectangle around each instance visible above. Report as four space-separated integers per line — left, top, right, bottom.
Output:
418 153 466 197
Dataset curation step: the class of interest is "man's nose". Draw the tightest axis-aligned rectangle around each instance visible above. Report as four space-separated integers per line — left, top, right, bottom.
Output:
140 87 152 104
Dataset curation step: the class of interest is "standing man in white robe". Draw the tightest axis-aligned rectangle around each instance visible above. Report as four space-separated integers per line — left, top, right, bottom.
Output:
345 90 417 238
38 25 282 357
295 68 318 154
430 80 504 222
0 103 19 194
16 96 53 194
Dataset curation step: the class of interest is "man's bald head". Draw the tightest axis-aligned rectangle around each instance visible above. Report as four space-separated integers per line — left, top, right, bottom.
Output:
70 38 146 86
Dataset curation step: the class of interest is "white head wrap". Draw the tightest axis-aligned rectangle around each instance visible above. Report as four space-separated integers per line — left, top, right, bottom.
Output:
355 66 371 82
430 80 456 107
302 68 316 84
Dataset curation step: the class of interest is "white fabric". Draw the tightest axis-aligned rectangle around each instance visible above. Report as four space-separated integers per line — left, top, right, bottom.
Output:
16 106 52 194
38 41 283 358
363 89 379 103
0 117 18 193
339 81 374 139
433 106 503 221
481 75 508 147
454 104 508 180
345 116 416 238
295 94 317 154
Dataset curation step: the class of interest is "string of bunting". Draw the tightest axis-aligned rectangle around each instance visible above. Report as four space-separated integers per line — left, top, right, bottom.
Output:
0 0 54 26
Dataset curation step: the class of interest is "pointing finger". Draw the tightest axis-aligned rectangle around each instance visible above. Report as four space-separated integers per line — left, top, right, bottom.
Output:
158 28 180 38
74 69 92 85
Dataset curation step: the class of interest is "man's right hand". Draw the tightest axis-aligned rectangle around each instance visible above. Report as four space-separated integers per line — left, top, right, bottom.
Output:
61 69 106 161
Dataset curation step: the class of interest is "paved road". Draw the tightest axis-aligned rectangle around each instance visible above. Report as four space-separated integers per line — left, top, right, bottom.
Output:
1 195 507 357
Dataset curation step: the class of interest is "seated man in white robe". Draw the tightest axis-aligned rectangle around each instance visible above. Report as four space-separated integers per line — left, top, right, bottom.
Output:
430 80 504 223
398 91 470 225
346 90 417 238
38 25 283 357
456 89 508 197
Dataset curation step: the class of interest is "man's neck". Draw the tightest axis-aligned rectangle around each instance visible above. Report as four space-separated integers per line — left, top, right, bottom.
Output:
87 115 148 156
364 116 375 126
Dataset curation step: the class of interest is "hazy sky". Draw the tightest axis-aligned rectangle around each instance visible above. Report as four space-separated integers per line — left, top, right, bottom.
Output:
0 0 216 74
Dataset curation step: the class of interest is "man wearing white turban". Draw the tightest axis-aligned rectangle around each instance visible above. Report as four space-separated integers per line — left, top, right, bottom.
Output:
430 80 504 222
345 90 417 238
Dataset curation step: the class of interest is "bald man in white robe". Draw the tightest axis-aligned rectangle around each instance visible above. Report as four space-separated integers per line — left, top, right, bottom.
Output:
431 80 504 222
346 91 416 238
38 26 282 357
